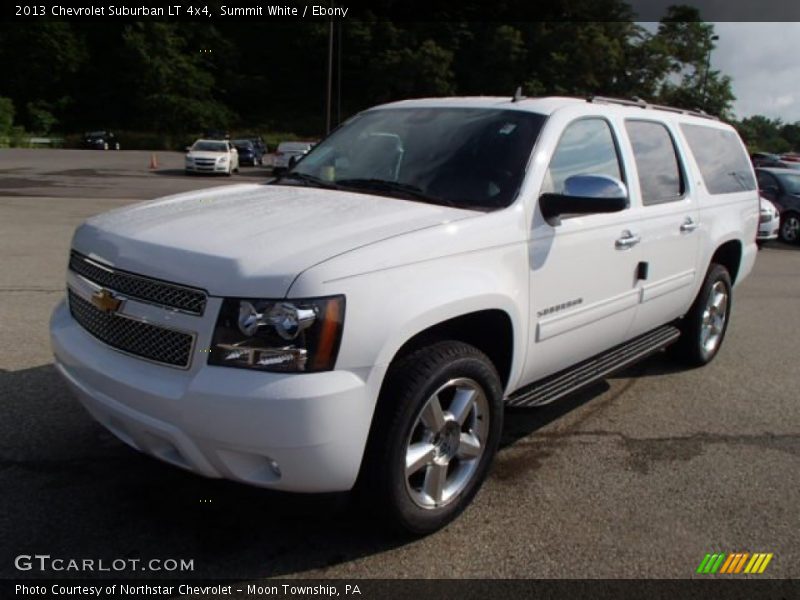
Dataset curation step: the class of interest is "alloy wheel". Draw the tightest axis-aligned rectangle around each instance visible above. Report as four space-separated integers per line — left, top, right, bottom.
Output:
404 377 489 509
700 280 728 355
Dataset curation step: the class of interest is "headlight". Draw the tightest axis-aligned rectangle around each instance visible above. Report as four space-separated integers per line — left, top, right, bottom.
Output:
208 296 345 372
217 155 229 163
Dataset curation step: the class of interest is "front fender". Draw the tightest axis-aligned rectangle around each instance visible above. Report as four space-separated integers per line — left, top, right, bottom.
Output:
289 242 529 397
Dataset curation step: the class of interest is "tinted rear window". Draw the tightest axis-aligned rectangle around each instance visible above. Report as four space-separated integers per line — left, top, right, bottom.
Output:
680 124 756 194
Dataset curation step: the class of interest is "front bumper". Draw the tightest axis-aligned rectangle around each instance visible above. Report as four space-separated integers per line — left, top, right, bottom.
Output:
185 162 229 173
758 218 779 241
50 299 376 492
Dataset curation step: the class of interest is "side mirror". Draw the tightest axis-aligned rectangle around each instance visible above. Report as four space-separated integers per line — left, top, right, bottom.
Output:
539 174 628 224
185 146 192 153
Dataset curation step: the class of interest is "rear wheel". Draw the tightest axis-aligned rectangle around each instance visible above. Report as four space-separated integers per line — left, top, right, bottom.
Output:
780 212 800 244
359 341 503 535
672 264 732 366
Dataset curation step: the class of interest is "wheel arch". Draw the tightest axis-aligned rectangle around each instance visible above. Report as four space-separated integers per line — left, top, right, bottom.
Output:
382 309 515 393
709 239 743 284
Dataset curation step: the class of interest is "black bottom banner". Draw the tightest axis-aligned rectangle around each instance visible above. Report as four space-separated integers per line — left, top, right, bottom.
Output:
5 579 800 600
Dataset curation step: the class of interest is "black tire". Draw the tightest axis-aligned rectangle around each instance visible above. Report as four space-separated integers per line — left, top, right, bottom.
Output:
672 264 732 367
779 212 800 244
358 341 503 535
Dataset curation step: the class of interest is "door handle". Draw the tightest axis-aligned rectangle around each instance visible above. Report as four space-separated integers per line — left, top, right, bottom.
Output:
680 217 699 233
615 230 641 249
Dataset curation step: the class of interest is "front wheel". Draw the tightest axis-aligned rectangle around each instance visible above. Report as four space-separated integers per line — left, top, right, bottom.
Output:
359 341 503 535
780 212 800 244
672 264 732 366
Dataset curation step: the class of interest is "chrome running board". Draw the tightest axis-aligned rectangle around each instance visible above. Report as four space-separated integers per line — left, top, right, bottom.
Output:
506 325 681 408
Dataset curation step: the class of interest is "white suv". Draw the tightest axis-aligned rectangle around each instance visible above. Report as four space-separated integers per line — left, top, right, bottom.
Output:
50 96 759 533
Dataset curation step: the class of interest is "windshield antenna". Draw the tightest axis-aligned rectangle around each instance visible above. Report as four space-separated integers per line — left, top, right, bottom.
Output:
512 86 525 103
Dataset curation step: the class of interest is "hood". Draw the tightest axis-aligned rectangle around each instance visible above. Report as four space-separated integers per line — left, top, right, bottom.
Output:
72 184 475 297
187 151 227 159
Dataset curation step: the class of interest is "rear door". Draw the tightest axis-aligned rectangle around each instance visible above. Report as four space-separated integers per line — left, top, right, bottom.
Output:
622 119 700 337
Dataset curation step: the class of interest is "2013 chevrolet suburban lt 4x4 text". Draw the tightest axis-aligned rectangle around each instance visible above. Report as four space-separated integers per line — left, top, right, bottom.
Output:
51 95 759 533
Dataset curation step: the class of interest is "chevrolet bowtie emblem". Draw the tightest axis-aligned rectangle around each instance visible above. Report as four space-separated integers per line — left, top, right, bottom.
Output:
91 289 123 313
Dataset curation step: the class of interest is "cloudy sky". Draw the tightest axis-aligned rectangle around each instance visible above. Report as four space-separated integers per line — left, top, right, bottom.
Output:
711 23 800 122
641 22 800 123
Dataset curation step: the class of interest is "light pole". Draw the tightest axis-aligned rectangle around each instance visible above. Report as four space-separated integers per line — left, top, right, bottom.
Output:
325 8 334 134
701 34 720 110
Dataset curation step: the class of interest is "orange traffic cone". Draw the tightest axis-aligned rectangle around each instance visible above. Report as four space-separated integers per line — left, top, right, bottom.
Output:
149 153 158 169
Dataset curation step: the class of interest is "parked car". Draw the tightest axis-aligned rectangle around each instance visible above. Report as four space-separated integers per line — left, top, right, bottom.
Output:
184 139 239 175
232 139 264 166
272 141 314 173
757 197 780 246
239 134 268 155
51 96 758 534
756 167 800 243
82 131 120 150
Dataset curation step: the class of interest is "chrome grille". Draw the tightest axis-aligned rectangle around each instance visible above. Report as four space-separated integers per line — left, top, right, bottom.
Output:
69 251 207 315
68 289 194 368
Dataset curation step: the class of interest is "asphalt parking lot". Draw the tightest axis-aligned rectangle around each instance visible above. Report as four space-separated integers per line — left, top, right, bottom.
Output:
0 149 798 580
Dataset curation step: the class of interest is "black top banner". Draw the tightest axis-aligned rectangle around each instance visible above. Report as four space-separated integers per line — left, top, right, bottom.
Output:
4 0 800 22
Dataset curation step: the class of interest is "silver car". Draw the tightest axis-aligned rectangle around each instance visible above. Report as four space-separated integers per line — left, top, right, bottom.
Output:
272 141 314 172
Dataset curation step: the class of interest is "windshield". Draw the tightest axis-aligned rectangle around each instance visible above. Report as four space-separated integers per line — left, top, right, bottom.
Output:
192 141 227 152
286 107 545 210
233 140 253 147
776 172 800 194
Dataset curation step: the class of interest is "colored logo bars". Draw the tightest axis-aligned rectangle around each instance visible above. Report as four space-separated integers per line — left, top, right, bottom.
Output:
696 552 774 574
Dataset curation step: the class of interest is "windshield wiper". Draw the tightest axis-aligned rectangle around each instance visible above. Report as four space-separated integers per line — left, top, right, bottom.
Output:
335 178 458 207
274 171 342 190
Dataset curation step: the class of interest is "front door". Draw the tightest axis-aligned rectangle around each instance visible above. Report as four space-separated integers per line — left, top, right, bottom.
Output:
524 116 642 385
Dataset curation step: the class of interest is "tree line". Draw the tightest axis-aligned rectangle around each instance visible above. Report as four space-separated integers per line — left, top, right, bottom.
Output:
0 3 793 152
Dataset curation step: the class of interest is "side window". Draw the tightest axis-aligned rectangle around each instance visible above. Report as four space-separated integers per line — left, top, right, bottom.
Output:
625 120 684 205
542 118 623 195
680 123 757 194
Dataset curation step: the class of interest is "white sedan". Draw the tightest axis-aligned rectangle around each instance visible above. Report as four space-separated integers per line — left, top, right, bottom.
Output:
758 196 780 245
185 139 239 175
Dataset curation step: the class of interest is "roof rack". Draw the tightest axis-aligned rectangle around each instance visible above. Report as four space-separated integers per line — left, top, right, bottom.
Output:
587 95 719 121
